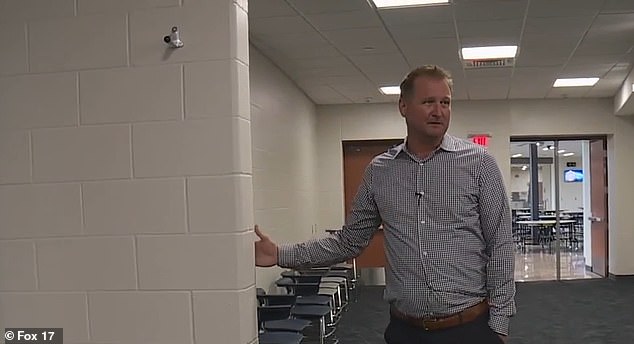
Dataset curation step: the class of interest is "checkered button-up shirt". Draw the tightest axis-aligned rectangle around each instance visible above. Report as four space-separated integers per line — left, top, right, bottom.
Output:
278 134 516 335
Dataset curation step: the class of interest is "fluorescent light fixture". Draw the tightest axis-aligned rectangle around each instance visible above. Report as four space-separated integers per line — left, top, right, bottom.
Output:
557 149 566 154
512 153 523 158
542 147 549 151
460 46 518 60
631 83 634 92
372 0 449 8
379 86 400 95
553 78 599 87
563 152 575 157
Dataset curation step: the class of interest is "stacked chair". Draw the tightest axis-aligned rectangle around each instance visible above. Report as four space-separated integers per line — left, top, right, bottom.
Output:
256 262 357 344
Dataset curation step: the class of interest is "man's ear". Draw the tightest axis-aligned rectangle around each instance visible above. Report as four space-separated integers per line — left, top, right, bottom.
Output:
398 97 407 118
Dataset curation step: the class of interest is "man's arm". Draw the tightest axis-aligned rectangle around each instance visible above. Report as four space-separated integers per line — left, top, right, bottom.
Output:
478 153 516 336
277 163 382 268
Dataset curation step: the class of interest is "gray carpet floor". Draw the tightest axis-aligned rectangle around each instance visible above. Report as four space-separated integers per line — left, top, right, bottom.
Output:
335 278 634 344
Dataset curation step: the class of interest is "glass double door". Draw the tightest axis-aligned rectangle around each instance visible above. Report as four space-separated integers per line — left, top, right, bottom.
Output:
510 138 607 281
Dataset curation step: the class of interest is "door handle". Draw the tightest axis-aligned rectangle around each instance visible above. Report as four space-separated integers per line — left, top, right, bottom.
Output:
588 216 602 222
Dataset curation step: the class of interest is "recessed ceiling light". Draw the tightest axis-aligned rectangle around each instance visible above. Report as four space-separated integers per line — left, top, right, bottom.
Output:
521 166 528 171
557 149 566 154
379 86 400 95
563 152 575 157
372 0 450 8
553 78 599 87
542 147 549 151
460 46 518 60
512 153 522 158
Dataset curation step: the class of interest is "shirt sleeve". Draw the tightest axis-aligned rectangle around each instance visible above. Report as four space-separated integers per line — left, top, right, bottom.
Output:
278 163 382 268
478 153 517 335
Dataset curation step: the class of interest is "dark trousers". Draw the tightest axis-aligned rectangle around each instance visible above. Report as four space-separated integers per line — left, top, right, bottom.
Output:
384 312 504 344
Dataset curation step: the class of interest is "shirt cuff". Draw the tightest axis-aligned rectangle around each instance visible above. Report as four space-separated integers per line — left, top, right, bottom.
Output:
488 314 510 336
277 243 297 268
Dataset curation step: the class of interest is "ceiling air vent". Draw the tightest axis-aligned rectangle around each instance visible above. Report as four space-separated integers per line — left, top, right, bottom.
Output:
462 58 515 69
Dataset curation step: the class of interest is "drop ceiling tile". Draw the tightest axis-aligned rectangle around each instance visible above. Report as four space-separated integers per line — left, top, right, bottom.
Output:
528 0 602 17
585 88 617 98
453 0 527 21
567 54 626 66
296 74 369 88
250 16 314 36
249 0 296 18
457 19 522 39
523 16 594 36
515 34 580 67
560 64 615 77
329 81 385 103
508 81 551 99
289 0 370 14
547 86 591 98
303 85 352 104
601 0 634 14
348 53 411 84
465 76 511 100
306 9 382 30
378 5 453 26
508 67 559 99
590 13 634 38
465 68 513 79
263 39 342 59
603 63 632 79
400 38 461 68
322 27 399 55
389 22 456 40
575 15 634 55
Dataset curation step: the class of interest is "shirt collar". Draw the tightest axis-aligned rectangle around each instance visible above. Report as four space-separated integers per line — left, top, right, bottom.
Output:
389 134 459 159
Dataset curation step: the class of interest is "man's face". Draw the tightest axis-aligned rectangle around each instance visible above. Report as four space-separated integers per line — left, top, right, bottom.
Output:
398 76 452 141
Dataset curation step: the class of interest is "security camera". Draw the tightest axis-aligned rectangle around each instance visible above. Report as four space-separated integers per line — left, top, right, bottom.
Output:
164 26 183 48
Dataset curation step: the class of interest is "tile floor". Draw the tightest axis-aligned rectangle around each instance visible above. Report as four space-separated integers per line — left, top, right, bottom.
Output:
514 245 601 282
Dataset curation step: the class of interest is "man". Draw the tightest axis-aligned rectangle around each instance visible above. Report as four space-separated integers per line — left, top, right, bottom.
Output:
255 65 515 344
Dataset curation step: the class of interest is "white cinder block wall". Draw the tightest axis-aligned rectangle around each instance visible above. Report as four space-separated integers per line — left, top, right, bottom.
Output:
0 1 257 343
316 99 634 275
250 47 318 291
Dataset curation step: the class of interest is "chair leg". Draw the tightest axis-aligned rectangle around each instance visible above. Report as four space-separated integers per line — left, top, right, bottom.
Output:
320 317 325 344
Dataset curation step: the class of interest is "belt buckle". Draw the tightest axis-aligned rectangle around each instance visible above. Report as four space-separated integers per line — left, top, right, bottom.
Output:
422 316 438 331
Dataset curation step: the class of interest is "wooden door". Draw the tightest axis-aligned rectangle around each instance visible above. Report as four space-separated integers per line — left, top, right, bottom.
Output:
589 139 608 277
342 139 402 268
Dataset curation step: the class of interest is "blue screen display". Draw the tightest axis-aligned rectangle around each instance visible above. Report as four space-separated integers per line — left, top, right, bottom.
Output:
564 169 583 182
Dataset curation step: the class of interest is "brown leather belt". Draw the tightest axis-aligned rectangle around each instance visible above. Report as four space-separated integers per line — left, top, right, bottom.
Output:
390 300 489 331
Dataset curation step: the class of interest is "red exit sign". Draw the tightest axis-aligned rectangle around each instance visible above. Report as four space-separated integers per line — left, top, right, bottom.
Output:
470 134 490 147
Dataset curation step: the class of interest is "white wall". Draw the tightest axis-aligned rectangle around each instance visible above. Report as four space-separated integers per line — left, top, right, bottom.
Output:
316 98 634 275
558 156 584 211
510 167 530 194
0 2 256 343
250 47 318 291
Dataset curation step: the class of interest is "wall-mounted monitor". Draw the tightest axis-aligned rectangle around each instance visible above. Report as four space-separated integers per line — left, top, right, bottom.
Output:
564 169 583 182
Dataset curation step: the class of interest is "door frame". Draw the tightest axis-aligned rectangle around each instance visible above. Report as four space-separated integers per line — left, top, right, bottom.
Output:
511 135 609 280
